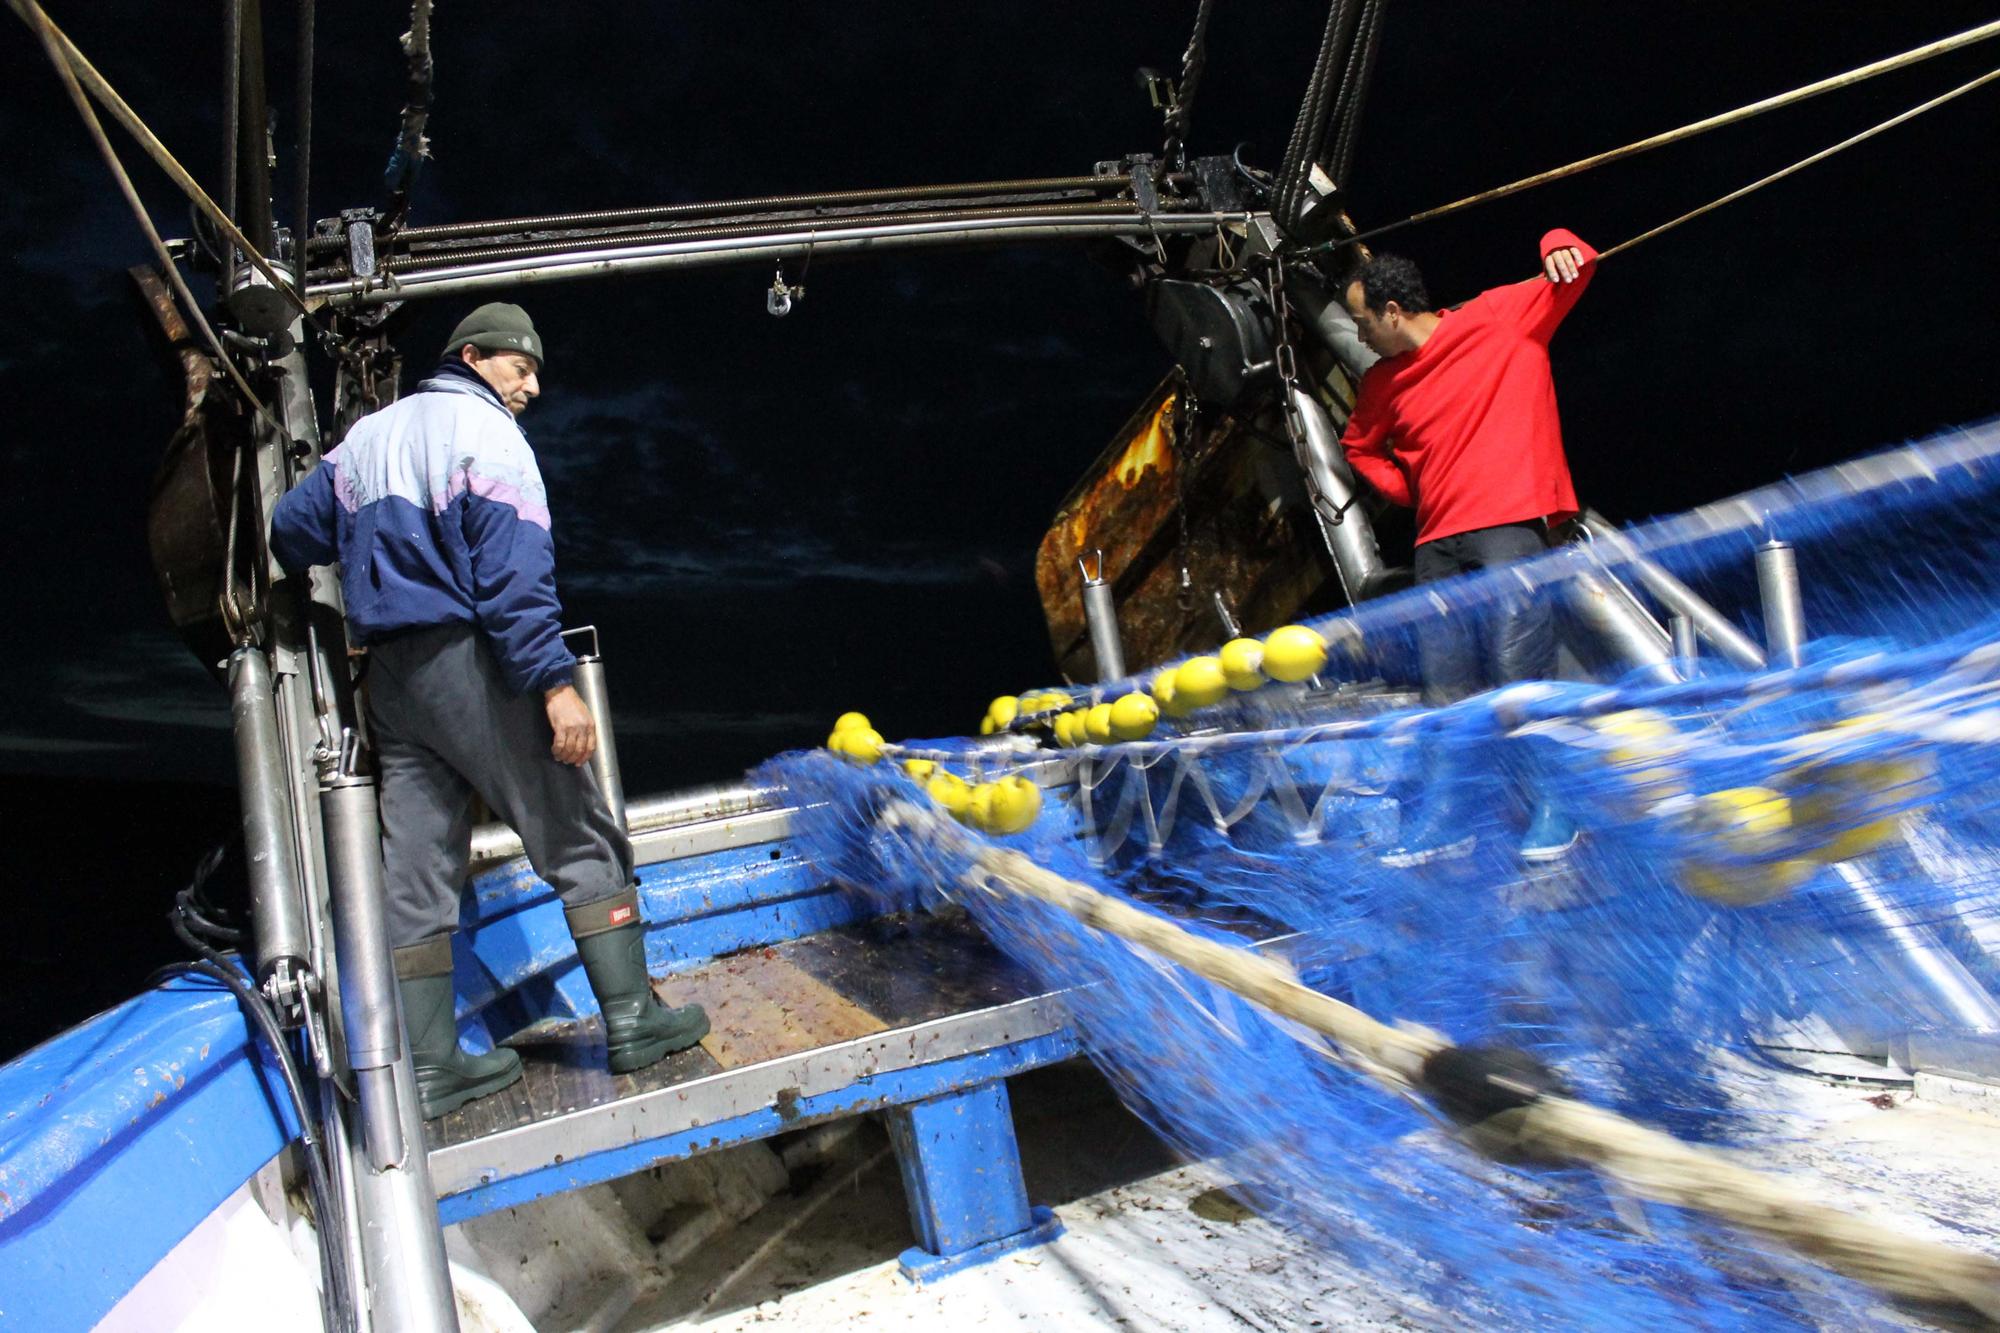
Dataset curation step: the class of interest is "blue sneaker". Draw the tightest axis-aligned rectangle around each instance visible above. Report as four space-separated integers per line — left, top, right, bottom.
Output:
1519 802 1579 863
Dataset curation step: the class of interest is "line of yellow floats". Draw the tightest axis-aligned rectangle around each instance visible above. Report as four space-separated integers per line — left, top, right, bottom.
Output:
818 623 1335 837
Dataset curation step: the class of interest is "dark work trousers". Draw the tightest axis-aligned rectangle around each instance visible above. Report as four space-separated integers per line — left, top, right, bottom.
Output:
366 623 633 948
1412 520 1555 705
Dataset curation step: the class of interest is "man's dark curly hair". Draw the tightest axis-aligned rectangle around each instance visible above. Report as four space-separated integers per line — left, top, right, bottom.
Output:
1350 254 1434 315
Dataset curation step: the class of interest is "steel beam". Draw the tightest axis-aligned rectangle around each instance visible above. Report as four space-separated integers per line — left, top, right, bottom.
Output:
307 211 1254 307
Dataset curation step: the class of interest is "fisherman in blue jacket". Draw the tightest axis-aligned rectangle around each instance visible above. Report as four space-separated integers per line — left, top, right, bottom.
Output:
271 303 708 1118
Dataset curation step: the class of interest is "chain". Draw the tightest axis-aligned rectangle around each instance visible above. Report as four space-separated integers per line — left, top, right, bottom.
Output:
1262 251 1358 607
1172 379 1200 612
1265 251 1308 453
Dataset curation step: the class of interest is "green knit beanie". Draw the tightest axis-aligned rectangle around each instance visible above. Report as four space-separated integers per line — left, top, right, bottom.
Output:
443 302 545 369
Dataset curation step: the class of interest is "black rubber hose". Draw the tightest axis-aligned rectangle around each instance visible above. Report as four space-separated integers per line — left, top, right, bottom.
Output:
165 910 355 1332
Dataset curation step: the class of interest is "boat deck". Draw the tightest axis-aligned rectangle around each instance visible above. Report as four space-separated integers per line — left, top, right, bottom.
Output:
421 910 1078 1224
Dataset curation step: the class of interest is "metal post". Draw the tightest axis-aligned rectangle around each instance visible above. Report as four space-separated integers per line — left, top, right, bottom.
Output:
227 647 309 988
1284 386 1389 603
319 769 459 1332
1077 552 1126 682
1579 510 1767 671
562 626 626 830
1757 538 1806 667
1285 280 1379 385
1671 612 1699 673
1831 862 2000 1036
1562 566 1681 686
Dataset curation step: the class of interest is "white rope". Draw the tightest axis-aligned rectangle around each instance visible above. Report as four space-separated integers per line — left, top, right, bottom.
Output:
881 800 2000 1319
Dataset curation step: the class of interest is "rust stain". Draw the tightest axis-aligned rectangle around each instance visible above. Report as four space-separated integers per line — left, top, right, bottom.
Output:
1034 373 1349 681
1112 393 1177 489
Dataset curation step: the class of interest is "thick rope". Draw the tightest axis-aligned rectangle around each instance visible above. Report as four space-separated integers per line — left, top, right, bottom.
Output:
382 0 435 231
881 799 2000 1320
1326 14 2000 256
1160 0 1216 170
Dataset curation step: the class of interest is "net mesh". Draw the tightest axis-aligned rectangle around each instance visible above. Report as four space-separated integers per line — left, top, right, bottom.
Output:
760 419 2000 1328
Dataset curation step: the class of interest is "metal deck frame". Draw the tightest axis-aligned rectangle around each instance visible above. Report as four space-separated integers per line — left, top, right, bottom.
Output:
437 790 1085 1274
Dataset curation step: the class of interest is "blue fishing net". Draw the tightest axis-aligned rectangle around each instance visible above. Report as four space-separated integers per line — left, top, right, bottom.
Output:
761 418 2000 1329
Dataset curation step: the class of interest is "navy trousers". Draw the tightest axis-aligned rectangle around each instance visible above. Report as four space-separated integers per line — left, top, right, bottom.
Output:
1412 520 1555 705
366 623 632 948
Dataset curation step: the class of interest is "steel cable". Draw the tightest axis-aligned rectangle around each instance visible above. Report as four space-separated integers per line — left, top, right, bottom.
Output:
1324 13 2000 257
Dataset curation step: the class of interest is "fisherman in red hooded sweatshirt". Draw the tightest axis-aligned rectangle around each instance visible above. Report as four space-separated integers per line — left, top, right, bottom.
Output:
1339 229 1595 864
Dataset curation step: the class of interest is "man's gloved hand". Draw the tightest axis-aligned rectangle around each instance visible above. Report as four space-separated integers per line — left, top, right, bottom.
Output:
544 684 598 766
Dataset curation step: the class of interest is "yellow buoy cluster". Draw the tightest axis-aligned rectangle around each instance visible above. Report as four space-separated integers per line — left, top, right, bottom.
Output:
980 690 1072 736
1780 713 1936 863
825 711 885 765
1590 708 1939 906
1047 623 1336 748
910 762 1042 836
1674 786 1818 906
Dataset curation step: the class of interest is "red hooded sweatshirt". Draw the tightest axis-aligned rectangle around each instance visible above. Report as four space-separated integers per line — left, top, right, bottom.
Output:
1340 229 1594 546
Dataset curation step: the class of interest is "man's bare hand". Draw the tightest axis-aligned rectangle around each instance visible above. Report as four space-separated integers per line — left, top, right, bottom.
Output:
1543 246 1584 284
545 684 597 766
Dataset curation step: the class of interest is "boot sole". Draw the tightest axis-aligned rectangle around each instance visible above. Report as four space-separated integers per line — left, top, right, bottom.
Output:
1379 834 1477 868
417 1052 525 1120
607 1011 712 1075
1520 831 1581 863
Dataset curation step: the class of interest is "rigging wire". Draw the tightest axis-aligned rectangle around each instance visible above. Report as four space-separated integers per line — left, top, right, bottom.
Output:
294 0 314 293
1322 0 1384 189
1321 13 2000 257
221 0 240 229
1596 62 2000 264
21 0 292 643
10 1 326 336
22 5 276 431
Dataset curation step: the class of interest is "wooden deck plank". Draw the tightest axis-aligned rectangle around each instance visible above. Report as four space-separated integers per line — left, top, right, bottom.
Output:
654 951 889 1069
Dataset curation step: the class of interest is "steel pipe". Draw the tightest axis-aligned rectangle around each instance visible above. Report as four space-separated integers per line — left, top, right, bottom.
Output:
1284 386 1388 601
1286 281 1379 385
469 780 785 866
1579 511 1767 671
1671 613 1699 671
319 772 458 1329
308 211 1255 307
1757 538 1807 667
227 648 309 981
1832 862 2000 1036
319 779 402 1083
571 653 625 830
560 625 626 830
1078 552 1126 682
370 174 1130 247
1562 566 1682 686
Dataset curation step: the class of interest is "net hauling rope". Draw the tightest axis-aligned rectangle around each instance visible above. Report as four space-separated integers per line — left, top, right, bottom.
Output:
878 798 2000 1323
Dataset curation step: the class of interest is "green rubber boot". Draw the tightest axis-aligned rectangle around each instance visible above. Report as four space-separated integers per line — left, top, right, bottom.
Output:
568 890 709 1074
393 937 523 1120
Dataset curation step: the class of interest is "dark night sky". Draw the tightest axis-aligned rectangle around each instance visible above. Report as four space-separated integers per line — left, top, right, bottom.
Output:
4 2 1999 800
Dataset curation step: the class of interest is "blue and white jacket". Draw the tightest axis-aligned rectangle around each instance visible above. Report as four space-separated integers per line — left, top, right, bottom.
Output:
270 359 575 695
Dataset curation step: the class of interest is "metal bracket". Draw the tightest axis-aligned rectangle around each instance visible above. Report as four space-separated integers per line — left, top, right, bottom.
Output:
1127 154 1162 214
766 262 804 317
341 208 379 279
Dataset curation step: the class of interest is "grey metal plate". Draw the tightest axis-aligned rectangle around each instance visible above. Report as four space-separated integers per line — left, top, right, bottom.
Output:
423 911 1045 1158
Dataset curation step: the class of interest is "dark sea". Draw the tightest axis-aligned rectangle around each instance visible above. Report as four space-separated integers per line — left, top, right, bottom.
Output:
2 773 247 1061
